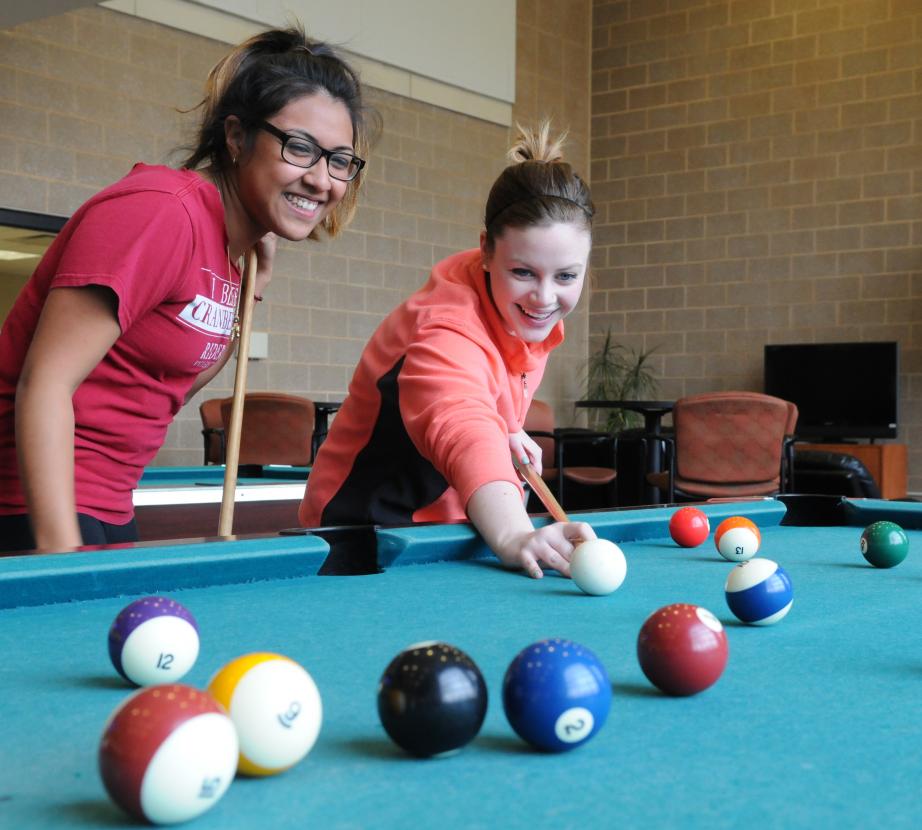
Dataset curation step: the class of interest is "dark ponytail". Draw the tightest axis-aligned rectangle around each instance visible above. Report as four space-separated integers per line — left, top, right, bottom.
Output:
483 121 593 253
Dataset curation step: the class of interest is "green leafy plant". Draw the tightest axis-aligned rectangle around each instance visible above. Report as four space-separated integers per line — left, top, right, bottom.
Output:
583 328 659 433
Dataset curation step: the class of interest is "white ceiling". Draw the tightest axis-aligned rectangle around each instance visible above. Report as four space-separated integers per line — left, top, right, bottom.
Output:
1 0 99 29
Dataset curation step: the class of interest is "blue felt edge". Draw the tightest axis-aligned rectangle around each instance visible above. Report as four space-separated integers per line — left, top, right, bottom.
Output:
137 465 310 485
840 498 922 529
0 534 330 610
376 499 788 568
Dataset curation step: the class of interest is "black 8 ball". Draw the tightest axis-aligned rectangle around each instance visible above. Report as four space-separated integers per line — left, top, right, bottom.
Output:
377 641 488 758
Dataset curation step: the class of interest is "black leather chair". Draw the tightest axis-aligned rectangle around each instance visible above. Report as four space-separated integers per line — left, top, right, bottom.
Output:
613 427 657 507
793 449 881 499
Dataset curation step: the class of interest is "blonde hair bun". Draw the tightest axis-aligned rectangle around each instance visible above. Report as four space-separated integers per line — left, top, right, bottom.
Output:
507 120 568 164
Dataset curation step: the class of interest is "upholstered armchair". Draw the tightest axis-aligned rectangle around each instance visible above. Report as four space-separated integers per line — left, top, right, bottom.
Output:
647 392 798 503
218 392 316 467
199 397 228 465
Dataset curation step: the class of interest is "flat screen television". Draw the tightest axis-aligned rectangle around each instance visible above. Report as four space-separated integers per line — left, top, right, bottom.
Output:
763 341 899 441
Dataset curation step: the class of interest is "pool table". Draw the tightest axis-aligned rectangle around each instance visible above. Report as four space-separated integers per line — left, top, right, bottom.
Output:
133 464 310 541
2 496 921 828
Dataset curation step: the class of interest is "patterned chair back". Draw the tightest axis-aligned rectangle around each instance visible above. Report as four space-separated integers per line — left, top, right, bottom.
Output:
220 393 316 467
523 399 556 462
673 391 798 496
199 397 227 465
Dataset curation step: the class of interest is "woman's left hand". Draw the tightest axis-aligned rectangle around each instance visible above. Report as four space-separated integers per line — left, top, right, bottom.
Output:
253 232 277 299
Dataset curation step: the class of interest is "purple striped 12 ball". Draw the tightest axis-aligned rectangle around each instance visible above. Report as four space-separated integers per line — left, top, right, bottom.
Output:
724 559 793 625
502 638 611 752
108 596 200 687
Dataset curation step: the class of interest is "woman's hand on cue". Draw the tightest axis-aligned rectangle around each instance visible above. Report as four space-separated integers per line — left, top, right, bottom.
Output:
509 429 543 476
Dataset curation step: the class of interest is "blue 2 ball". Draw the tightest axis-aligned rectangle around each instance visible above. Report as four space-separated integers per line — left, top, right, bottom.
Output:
502 638 611 752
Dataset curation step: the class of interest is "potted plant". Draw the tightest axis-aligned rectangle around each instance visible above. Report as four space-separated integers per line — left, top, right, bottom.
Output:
583 327 659 433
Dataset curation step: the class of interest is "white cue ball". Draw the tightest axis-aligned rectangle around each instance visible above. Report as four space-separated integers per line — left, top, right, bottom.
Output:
570 539 627 596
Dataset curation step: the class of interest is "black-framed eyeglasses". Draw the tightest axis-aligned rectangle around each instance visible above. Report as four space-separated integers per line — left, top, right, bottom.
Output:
258 121 365 182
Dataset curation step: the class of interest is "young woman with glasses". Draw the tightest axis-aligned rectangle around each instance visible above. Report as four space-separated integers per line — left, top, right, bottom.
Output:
300 123 598 580
0 25 370 553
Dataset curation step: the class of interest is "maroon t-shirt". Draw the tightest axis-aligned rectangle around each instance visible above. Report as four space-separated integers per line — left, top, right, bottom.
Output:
0 164 239 523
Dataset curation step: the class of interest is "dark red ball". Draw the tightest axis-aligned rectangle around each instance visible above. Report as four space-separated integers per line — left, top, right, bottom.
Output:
669 507 710 548
98 684 238 824
636 603 728 696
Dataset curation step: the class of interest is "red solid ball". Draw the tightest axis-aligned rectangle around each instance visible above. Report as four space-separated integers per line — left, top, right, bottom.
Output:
669 507 710 548
636 603 729 696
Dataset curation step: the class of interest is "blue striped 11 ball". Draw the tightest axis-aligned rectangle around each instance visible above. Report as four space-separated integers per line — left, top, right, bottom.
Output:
725 559 793 625
502 638 611 752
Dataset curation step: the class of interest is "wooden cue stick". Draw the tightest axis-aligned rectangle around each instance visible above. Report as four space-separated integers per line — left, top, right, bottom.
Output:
516 459 570 524
218 248 258 537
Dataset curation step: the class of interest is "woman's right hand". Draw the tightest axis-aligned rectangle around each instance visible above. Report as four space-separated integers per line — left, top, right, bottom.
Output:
497 520 596 579
467 479 596 580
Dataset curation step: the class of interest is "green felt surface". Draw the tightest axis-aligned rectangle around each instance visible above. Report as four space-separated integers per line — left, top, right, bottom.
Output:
2 504 922 829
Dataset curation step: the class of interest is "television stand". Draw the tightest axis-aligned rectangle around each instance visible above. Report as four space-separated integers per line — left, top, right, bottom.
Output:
797 442 908 499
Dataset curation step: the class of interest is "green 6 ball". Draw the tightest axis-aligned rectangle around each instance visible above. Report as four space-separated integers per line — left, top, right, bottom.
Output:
860 521 909 569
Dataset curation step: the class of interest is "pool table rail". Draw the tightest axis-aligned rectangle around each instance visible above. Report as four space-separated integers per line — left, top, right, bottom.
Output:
375 499 787 567
5 497 911 612
0 534 329 610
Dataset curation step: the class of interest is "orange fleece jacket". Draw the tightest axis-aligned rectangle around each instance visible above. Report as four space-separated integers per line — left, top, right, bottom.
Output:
299 248 565 527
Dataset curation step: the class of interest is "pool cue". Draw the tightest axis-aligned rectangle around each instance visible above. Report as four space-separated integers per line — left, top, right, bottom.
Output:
515 459 570 524
218 248 258 537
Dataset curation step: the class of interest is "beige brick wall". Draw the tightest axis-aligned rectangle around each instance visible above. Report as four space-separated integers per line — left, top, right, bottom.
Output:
591 0 922 492
0 2 593 465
